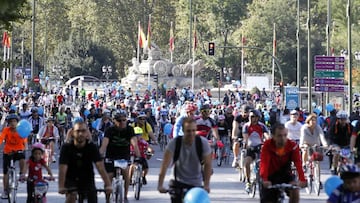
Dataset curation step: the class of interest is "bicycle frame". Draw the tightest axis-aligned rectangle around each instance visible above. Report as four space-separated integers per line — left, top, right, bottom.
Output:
112 159 128 203
132 160 143 200
8 156 18 203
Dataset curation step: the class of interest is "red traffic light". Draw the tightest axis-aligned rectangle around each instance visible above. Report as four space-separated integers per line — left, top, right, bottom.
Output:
208 42 215 56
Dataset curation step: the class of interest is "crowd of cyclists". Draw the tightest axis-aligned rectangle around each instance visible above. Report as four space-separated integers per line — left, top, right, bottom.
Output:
1 84 360 202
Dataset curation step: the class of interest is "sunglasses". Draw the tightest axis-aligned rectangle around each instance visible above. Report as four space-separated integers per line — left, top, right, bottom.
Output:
116 119 127 122
138 118 146 120
74 129 87 133
201 110 210 113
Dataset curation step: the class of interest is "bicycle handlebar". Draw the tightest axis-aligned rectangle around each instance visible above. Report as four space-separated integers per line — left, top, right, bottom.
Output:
267 183 300 190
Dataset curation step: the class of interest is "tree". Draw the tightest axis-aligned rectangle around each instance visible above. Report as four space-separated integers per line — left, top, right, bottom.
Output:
0 0 29 29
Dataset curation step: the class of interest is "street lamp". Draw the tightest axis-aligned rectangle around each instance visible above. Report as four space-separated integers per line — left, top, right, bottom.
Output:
355 52 360 61
102 65 112 83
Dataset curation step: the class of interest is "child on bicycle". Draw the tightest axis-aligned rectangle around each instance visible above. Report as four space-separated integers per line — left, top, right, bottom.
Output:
25 143 54 203
130 127 154 185
327 164 360 203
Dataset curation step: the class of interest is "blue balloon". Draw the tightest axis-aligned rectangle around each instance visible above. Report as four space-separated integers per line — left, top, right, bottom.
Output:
352 120 358 127
184 187 210 203
264 112 270 122
325 175 343 196
313 108 321 115
38 107 44 116
84 109 90 117
92 118 101 129
326 103 334 112
16 119 33 138
163 123 173 136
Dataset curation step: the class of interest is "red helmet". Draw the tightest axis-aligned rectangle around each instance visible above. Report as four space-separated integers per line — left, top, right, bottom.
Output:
185 103 198 112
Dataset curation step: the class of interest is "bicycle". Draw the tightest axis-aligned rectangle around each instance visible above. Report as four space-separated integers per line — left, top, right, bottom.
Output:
29 176 54 203
131 158 143 200
236 138 246 182
267 183 300 203
215 136 231 167
304 145 326 196
40 138 56 166
105 159 128 203
247 145 262 198
332 146 354 175
7 152 21 203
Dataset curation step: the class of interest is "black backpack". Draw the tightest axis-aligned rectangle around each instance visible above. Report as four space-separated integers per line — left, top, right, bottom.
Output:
173 136 203 165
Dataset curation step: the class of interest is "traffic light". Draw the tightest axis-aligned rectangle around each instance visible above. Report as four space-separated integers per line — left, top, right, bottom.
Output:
216 72 220 80
279 81 283 93
153 74 158 83
208 42 215 55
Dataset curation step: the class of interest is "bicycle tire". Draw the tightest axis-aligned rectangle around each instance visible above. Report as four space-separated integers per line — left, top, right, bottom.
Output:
313 161 321 196
305 174 313 194
8 169 16 203
134 166 142 200
159 133 165 151
216 148 222 166
250 181 256 198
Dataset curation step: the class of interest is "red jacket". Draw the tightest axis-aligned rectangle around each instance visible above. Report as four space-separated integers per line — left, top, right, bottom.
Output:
260 139 305 182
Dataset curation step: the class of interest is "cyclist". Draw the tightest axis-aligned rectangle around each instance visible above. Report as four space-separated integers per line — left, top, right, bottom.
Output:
284 110 303 144
99 112 141 202
217 115 231 158
132 112 157 144
58 121 112 203
55 106 68 145
196 104 219 140
0 114 27 198
243 109 270 192
231 105 251 167
129 127 152 185
19 103 31 120
327 164 360 203
327 110 352 174
25 143 54 203
28 107 45 145
300 113 328 170
38 117 59 163
260 123 307 203
173 102 198 138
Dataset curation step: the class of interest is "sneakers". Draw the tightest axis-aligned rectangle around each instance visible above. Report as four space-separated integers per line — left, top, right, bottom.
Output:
52 155 56 163
245 182 251 193
1 191 8 199
142 177 147 185
232 159 238 168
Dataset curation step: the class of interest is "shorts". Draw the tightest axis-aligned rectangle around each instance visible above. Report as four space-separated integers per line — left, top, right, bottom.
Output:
135 157 149 170
3 151 25 174
41 138 56 145
261 171 295 203
246 145 262 160
104 157 130 174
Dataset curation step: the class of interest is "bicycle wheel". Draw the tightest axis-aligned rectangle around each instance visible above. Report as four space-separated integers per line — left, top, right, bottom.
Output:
313 161 321 196
305 173 313 194
250 180 256 198
134 173 141 200
216 148 222 166
8 170 17 203
159 133 165 151
238 151 245 182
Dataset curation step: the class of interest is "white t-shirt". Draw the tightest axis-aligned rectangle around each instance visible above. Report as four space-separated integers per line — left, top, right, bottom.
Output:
285 121 302 141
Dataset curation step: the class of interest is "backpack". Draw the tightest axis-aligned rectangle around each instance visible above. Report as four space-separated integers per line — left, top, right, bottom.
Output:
173 136 203 165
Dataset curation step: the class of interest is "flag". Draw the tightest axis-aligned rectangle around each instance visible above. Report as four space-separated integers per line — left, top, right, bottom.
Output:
138 23 146 48
2 32 10 48
147 15 151 49
273 23 276 57
193 16 197 51
169 21 175 52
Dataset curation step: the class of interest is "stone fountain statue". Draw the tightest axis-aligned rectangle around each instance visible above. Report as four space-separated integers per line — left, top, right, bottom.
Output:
122 44 205 89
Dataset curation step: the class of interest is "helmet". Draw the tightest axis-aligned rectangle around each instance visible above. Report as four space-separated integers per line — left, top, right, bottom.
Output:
185 103 197 112
336 110 348 119
340 164 360 179
31 107 38 113
250 109 262 118
241 105 253 113
114 112 127 121
72 117 84 125
133 127 143 135
160 110 169 116
6 114 19 122
31 142 45 153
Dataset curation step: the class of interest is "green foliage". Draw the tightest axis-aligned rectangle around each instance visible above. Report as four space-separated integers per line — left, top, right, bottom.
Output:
0 0 30 29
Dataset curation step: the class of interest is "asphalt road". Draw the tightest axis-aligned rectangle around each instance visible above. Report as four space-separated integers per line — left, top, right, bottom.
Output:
0 143 331 203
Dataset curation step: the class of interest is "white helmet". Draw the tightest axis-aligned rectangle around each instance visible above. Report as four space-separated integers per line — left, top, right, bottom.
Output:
336 110 348 119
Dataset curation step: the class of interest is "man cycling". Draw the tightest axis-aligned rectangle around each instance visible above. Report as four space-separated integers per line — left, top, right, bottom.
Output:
260 123 306 203
231 105 251 167
0 114 27 198
99 113 141 202
196 104 219 140
28 107 45 145
285 110 302 144
243 109 270 192
327 110 353 174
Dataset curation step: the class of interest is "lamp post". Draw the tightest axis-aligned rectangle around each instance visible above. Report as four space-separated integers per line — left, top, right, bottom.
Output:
102 66 112 84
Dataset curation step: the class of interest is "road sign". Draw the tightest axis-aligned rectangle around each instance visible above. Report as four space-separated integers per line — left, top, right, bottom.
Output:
314 71 344 78
314 63 345 70
33 77 40 83
315 86 344 92
314 56 345 63
285 86 299 110
314 78 343 85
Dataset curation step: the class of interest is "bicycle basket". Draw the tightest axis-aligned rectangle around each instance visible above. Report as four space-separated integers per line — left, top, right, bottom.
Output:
114 159 128 169
34 181 48 196
311 152 324 161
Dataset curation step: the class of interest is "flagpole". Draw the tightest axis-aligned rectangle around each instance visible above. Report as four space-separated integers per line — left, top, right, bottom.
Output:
272 23 276 90
137 21 140 64
170 21 173 63
191 16 196 92
147 14 151 90
241 33 244 87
